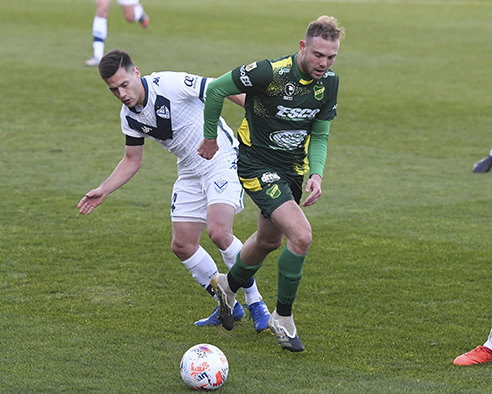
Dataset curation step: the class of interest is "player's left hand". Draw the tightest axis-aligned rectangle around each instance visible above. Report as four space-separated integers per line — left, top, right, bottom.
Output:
302 174 322 207
198 138 219 160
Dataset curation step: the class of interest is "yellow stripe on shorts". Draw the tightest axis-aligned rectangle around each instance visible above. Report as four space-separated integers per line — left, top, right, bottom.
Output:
239 176 262 192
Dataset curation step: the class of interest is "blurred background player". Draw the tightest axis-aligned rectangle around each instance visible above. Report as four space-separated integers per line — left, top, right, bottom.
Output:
78 49 270 331
85 0 150 67
454 328 492 365
472 146 492 173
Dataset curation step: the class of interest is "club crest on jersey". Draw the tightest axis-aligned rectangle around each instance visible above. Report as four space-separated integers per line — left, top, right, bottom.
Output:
261 172 280 183
314 85 325 101
283 83 295 101
214 179 228 194
266 184 281 199
156 105 170 119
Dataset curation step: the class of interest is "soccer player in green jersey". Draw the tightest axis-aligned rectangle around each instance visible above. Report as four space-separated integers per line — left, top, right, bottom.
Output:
198 15 345 352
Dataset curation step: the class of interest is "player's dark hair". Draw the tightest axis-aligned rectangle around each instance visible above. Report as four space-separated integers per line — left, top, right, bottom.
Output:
98 49 134 80
305 15 345 42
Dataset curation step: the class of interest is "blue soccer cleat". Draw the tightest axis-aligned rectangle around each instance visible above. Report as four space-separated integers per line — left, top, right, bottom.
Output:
473 155 492 173
194 301 245 327
247 300 271 333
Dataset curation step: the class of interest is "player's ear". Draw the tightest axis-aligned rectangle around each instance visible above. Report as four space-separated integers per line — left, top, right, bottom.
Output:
133 66 141 77
299 39 307 54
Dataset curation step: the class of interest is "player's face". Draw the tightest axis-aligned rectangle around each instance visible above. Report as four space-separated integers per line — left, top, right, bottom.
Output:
298 36 340 80
105 66 144 108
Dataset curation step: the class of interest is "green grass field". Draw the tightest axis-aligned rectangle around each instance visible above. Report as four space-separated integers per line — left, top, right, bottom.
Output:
2 0 492 392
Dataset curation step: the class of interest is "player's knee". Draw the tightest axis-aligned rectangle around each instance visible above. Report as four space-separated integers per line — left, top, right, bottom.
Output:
288 230 312 255
257 236 283 254
171 239 194 261
207 226 233 251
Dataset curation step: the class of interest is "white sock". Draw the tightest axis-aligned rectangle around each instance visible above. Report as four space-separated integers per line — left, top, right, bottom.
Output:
484 328 492 350
134 4 143 21
92 16 107 60
219 236 242 269
242 279 262 305
181 246 218 300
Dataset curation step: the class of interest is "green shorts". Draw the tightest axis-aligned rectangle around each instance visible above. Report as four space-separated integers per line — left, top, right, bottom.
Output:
239 169 303 219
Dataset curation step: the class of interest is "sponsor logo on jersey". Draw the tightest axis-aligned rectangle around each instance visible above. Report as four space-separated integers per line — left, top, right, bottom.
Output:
314 85 325 101
276 105 320 120
332 103 338 110
245 62 257 72
214 179 228 194
141 126 152 134
283 83 295 101
324 71 336 77
239 65 253 87
269 130 307 150
184 75 197 89
153 77 160 86
266 184 281 199
261 172 281 183
156 105 171 119
278 67 291 75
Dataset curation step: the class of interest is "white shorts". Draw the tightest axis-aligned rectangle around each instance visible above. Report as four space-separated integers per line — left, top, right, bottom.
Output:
170 163 244 223
114 0 139 6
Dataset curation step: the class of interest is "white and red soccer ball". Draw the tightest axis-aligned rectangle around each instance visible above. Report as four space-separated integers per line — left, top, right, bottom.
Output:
180 344 229 391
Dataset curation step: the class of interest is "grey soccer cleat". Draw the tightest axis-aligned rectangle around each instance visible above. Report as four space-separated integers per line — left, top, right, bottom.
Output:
268 310 305 352
209 273 236 330
473 155 492 173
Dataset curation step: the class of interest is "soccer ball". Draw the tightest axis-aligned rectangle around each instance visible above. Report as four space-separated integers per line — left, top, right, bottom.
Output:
180 344 229 391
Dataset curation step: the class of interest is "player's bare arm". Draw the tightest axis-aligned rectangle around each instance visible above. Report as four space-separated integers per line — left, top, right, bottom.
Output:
78 145 143 214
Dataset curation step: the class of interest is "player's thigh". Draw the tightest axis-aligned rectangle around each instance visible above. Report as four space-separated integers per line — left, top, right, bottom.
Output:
256 209 283 246
207 203 235 233
270 201 312 254
172 221 206 250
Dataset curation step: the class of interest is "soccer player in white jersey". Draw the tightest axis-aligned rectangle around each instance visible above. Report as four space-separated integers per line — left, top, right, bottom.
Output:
78 49 270 331
86 0 150 67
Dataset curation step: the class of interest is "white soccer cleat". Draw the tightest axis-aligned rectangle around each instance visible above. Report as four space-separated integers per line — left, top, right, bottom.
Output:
209 273 236 330
85 57 100 67
268 310 305 352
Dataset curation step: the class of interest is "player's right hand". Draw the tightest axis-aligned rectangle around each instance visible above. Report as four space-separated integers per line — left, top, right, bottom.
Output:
198 138 219 160
78 189 105 215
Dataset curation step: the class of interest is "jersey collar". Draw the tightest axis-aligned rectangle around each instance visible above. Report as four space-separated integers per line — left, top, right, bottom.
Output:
293 53 314 86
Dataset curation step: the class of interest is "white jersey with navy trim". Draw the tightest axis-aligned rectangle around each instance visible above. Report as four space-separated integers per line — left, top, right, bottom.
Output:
120 71 239 177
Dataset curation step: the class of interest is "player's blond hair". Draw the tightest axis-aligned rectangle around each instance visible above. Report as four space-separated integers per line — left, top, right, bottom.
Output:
305 15 345 42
